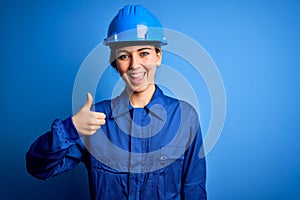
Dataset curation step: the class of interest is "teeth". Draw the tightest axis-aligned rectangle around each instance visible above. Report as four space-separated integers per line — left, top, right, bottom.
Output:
130 73 144 78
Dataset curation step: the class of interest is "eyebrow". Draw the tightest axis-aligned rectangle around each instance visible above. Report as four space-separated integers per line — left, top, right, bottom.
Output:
116 47 152 54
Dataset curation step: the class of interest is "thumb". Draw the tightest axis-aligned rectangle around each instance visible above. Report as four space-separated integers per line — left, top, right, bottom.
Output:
84 93 93 109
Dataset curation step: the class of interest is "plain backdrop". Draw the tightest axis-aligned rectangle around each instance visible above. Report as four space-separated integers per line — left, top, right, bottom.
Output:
0 0 299 199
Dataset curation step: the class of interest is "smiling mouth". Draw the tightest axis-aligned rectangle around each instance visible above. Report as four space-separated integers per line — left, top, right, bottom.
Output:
128 72 146 85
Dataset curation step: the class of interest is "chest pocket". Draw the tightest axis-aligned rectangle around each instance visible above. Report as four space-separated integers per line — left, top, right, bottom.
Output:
158 146 185 200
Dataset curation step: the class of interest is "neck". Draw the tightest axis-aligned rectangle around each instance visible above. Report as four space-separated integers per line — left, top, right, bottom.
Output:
127 84 156 108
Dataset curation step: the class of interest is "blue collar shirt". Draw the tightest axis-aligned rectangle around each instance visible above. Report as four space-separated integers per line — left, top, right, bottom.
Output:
26 86 207 200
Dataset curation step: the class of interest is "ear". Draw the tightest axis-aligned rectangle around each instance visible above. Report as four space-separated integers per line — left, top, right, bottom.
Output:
156 49 162 66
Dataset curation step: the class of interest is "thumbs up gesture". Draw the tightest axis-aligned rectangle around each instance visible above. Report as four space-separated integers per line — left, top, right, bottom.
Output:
72 93 106 135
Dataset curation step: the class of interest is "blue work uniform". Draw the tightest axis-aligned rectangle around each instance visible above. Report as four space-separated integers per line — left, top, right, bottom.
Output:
26 86 207 200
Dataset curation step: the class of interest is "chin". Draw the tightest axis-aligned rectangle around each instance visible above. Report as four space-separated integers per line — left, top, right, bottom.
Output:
127 82 153 93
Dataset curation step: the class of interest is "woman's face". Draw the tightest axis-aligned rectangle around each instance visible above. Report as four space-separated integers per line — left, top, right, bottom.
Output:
115 45 162 94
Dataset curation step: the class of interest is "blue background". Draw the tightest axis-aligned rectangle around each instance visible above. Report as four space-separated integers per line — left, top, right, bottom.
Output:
1 0 299 199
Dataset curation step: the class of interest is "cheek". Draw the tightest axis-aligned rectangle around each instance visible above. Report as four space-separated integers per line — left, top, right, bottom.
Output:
146 65 157 76
144 57 158 70
116 62 127 73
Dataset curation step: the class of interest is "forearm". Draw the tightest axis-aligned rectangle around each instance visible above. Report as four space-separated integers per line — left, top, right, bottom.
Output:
26 117 83 180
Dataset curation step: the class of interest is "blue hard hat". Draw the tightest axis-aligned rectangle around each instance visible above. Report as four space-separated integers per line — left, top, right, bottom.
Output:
104 5 167 46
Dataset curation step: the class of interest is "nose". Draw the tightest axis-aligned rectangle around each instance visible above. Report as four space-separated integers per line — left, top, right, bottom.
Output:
129 53 140 70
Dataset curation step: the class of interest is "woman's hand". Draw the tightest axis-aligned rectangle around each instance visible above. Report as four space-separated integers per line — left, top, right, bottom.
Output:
72 93 106 135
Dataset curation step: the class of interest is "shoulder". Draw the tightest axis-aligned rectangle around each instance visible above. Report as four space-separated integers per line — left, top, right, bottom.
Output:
92 94 125 114
163 93 198 114
93 99 111 112
161 93 199 122
179 99 199 122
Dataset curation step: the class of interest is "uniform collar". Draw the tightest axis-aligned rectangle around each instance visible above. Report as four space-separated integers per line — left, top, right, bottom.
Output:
110 85 167 121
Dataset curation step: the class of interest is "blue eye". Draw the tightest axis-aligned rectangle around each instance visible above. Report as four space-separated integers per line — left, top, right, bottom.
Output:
140 52 149 57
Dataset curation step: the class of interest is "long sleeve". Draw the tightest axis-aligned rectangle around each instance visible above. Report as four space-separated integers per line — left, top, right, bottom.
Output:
181 119 207 199
26 117 86 180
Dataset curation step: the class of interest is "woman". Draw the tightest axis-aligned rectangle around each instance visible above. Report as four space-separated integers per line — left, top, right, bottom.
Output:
26 5 207 200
